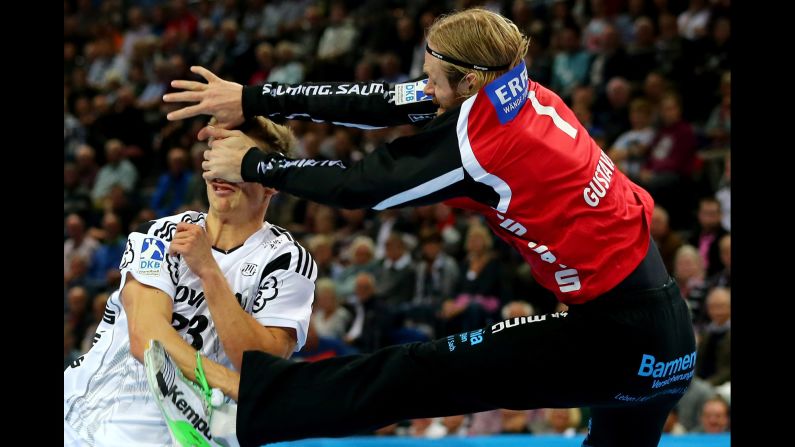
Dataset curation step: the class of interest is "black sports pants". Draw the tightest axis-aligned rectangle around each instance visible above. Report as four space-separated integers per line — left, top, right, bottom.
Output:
237 243 696 447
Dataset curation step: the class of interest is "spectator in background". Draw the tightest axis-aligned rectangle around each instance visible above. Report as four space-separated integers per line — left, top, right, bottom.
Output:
86 213 127 292
336 236 379 298
655 13 687 87
608 98 655 180
705 71 731 149
673 245 707 322
588 24 629 102
374 232 416 307
75 144 99 191
150 147 193 217
344 272 386 352
636 92 698 207
594 76 632 147
694 396 730 433
551 26 592 102
678 0 711 41
307 234 343 280
248 42 274 85
650 205 684 273
268 41 305 84
696 287 730 386
706 234 730 289
688 197 728 277
64 213 99 278
311 278 352 339
442 225 502 333
625 17 657 83
675 377 716 432
64 163 92 220
409 230 460 337
91 139 139 208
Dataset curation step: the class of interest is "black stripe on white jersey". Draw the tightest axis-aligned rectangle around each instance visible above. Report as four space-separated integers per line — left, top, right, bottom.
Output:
102 305 116 324
270 226 314 279
261 252 292 278
306 254 315 279
153 221 177 241
271 225 295 241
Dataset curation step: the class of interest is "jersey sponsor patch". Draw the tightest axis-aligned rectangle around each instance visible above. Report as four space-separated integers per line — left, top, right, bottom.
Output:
137 237 166 276
395 79 433 105
483 61 529 124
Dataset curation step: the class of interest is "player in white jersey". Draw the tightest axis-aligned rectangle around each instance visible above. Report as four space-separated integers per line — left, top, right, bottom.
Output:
64 117 316 447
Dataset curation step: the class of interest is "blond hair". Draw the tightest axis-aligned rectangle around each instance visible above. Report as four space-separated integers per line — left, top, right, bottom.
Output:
209 116 297 157
427 8 529 96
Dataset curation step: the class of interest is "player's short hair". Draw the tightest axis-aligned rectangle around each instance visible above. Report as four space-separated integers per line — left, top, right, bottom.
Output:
209 116 296 157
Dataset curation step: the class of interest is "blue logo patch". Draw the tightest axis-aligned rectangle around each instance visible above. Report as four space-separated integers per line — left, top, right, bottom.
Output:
483 62 529 125
141 238 166 261
395 79 432 105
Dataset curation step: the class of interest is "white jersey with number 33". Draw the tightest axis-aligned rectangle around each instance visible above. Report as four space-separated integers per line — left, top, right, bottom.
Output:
64 211 316 446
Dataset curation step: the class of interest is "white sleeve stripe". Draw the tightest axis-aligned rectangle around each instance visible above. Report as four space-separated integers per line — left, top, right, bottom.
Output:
372 167 465 211
456 94 513 213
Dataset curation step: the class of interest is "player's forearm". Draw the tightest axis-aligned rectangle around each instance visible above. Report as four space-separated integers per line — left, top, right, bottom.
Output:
241 80 437 128
148 327 241 399
200 269 290 369
240 149 384 209
238 108 465 210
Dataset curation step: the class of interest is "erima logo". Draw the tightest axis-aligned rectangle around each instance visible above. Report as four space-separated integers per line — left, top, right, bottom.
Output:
637 352 697 378
166 384 213 439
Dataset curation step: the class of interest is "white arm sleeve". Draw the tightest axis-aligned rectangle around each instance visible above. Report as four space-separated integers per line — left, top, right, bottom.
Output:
118 232 179 299
251 265 316 352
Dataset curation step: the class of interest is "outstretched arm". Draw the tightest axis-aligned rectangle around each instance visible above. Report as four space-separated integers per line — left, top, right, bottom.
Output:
201 111 474 210
163 66 438 131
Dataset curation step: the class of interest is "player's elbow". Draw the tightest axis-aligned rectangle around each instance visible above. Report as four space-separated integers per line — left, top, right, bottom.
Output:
127 319 161 364
128 330 147 364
